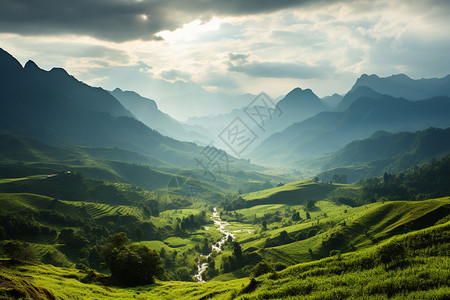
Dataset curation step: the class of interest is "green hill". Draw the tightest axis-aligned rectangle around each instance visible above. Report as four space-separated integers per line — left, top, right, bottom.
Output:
315 127 450 182
235 180 355 208
1 219 448 299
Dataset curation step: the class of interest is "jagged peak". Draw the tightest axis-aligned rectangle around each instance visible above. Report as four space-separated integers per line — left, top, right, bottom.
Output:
50 67 69 76
358 73 380 80
389 73 410 79
24 60 41 71
286 87 317 98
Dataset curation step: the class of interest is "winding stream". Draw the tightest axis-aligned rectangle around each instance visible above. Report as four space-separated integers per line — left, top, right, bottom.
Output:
194 207 235 282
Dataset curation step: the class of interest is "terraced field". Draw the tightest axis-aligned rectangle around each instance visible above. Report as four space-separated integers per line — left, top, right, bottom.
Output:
66 202 144 220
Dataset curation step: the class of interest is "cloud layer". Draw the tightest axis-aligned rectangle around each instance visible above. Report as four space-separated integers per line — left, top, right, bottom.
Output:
0 0 345 42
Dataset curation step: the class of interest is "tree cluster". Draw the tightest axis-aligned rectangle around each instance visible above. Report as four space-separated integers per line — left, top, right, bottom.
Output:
100 232 164 286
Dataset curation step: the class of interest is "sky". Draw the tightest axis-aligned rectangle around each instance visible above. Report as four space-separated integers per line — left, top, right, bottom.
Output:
1 0 449 120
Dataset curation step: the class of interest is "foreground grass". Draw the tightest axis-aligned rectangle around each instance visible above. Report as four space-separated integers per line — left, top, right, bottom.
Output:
1 221 448 299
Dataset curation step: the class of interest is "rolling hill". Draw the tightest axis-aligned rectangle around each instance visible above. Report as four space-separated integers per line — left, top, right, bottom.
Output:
314 127 450 182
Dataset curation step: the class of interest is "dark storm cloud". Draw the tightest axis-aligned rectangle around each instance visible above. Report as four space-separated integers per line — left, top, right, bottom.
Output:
0 0 349 42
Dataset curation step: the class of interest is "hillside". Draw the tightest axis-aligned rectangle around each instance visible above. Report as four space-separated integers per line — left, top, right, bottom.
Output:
110 88 210 144
1 204 448 299
240 180 349 207
0 48 201 166
1 144 449 299
186 87 330 151
251 93 450 166
314 127 450 182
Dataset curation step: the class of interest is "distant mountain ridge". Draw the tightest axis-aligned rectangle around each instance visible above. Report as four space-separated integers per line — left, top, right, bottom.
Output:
186 87 331 152
337 73 450 111
315 127 450 182
110 88 210 144
0 48 201 166
251 90 450 166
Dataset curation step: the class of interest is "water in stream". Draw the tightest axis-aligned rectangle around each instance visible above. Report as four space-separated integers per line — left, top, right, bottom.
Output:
194 207 232 282
194 207 253 282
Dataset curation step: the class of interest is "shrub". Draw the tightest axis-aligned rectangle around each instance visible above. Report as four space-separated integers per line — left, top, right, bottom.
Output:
251 261 273 277
2 240 35 261
100 232 164 286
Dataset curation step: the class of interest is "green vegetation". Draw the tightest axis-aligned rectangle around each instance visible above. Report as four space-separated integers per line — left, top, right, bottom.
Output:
1 132 450 299
0 220 448 299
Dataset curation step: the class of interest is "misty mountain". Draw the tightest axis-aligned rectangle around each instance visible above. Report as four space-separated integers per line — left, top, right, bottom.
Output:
274 87 328 129
110 88 210 144
0 48 201 166
336 73 450 111
335 86 385 111
321 93 343 109
157 87 255 121
315 127 450 182
186 87 330 153
251 91 450 166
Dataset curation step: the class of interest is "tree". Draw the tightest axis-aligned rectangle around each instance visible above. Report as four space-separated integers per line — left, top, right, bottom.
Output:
305 200 317 211
306 212 311 219
376 240 406 265
332 174 347 184
292 212 301 221
134 226 143 241
2 240 35 261
251 261 273 277
233 242 243 262
0 226 5 240
58 229 89 248
100 232 164 286
262 220 267 231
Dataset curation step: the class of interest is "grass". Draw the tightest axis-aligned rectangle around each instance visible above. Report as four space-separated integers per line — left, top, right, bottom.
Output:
0 193 56 213
67 201 145 220
241 180 354 207
0 175 47 184
229 197 450 269
0 220 448 299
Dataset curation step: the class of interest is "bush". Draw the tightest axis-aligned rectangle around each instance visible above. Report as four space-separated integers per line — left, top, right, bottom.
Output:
100 232 164 286
376 240 406 265
2 240 35 261
251 261 273 277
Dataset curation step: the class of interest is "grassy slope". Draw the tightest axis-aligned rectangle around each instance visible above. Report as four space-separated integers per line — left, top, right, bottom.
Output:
242 180 355 207
1 219 448 299
231 197 449 267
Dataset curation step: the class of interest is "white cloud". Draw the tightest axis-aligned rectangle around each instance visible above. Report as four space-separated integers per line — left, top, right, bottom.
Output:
1 0 449 108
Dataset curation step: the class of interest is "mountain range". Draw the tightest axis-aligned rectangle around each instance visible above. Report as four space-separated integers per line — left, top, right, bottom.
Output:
315 127 450 182
110 88 210 145
2 47 450 176
250 87 450 166
186 87 332 152
0 48 200 166
336 73 450 111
